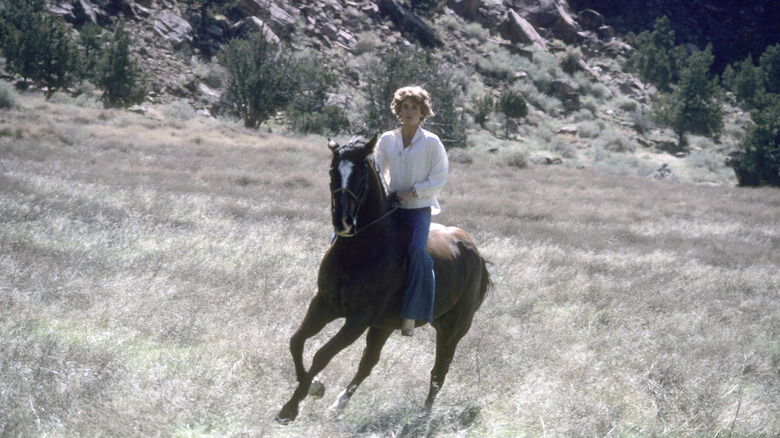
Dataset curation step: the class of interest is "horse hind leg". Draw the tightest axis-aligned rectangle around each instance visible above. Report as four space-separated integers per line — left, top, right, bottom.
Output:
425 319 473 409
331 326 394 413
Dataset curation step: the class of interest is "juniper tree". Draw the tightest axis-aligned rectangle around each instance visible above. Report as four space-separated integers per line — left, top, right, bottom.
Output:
498 89 528 138
218 31 300 129
95 20 147 107
0 0 77 93
722 54 764 109
653 45 724 148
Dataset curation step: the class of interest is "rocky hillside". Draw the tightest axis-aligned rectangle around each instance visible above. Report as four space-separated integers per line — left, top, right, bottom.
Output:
52 0 626 103
45 0 767 183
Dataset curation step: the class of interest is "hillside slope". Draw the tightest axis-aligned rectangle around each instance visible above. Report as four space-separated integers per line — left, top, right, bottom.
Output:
44 0 756 185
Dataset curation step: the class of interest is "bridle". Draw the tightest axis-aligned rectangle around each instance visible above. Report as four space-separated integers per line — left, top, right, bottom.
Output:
331 159 398 237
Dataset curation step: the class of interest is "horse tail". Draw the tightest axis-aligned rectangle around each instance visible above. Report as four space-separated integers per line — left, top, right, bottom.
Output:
475 257 491 310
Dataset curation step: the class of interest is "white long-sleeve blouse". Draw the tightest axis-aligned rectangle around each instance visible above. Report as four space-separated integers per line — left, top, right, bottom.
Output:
375 126 449 215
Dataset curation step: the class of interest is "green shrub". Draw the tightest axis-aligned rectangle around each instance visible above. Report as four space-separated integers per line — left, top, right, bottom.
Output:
353 31 381 55
360 45 467 148
625 16 686 91
77 23 103 83
575 120 601 138
0 80 20 109
462 22 490 44
471 94 494 128
476 48 518 83
722 54 764 108
161 101 197 120
285 50 348 135
95 20 147 108
551 137 576 159
0 0 77 94
630 109 654 134
732 102 780 186
516 82 562 115
47 89 101 109
759 44 780 94
578 96 598 118
685 149 722 174
498 89 528 138
287 105 350 136
595 129 636 153
616 96 639 112
560 46 582 75
505 151 528 168
218 31 299 129
498 89 528 119
571 108 595 122
653 45 724 147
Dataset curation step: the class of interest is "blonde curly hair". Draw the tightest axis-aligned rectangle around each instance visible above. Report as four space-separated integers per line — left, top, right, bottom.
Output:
390 86 435 123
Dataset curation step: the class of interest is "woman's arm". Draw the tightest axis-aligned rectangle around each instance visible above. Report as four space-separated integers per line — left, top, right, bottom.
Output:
411 137 448 199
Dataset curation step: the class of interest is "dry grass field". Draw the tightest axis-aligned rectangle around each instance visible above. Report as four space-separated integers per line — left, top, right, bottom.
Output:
2 95 779 437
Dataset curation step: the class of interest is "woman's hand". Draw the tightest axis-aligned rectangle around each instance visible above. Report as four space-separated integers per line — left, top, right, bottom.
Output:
396 188 415 204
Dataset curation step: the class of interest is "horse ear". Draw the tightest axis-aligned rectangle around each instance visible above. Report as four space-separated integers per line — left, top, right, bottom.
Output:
327 138 339 152
364 134 378 153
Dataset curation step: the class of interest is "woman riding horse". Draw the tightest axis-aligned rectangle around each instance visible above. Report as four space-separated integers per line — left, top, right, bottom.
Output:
376 85 449 337
275 92 489 424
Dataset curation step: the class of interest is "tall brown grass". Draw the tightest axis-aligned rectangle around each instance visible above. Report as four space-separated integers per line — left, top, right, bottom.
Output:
1 95 779 436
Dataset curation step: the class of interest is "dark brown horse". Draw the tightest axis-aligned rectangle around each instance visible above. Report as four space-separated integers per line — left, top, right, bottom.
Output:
275 135 490 423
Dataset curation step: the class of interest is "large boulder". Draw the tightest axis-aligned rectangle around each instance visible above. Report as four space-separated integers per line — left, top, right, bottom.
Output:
498 9 547 51
514 0 579 43
49 0 98 25
447 0 509 30
153 10 193 50
234 0 297 40
577 8 604 31
233 17 280 44
378 0 442 47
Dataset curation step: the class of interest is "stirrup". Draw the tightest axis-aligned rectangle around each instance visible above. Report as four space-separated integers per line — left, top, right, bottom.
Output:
401 319 415 337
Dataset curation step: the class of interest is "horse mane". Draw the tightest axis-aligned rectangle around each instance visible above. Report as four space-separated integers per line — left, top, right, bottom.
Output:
366 153 390 200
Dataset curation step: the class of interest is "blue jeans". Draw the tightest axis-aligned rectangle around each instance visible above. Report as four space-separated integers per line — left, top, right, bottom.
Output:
396 207 434 323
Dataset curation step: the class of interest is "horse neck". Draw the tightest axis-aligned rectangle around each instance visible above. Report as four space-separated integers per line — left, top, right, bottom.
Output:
356 163 393 235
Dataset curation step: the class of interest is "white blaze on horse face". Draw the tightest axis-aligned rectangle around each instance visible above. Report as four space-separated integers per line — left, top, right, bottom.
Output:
338 161 354 190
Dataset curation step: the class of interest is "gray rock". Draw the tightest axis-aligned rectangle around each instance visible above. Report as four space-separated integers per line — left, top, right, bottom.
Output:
153 10 193 50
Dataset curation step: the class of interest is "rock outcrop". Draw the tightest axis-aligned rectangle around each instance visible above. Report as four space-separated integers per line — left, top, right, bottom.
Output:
378 0 441 48
153 10 193 51
498 9 547 51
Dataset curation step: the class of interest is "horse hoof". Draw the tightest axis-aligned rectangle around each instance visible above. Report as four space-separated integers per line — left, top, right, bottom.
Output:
330 389 350 412
309 379 326 398
275 408 296 424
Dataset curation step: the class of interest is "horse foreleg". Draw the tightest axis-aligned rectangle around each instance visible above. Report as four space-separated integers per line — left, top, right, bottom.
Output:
331 326 394 413
276 295 334 424
289 295 334 383
276 311 372 424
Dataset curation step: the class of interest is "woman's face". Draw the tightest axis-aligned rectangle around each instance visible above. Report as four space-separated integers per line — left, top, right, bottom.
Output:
400 97 422 128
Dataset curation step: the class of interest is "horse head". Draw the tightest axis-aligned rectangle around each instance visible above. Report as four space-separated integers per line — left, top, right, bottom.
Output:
327 135 382 237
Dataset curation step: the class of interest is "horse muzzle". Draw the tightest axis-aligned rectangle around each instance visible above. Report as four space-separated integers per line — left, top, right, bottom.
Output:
334 214 356 237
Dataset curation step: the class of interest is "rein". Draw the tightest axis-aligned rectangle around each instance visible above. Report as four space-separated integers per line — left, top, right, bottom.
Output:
332 159 399 237
353 203 399 235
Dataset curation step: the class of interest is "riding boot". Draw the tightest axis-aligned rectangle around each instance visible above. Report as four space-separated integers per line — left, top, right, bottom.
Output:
401 319 415 337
